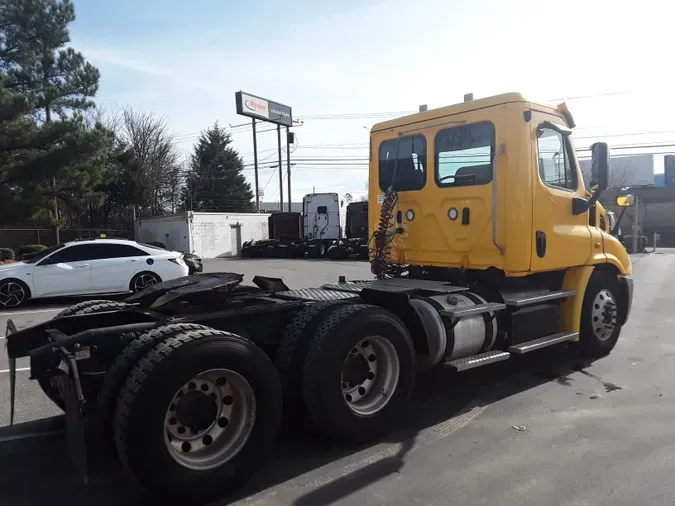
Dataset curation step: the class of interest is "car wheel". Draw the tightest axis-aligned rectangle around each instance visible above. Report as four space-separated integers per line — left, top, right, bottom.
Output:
0 279 30 309
130 272 162 294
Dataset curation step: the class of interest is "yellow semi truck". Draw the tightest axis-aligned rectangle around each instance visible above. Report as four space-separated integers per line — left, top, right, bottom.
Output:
5 92 632 504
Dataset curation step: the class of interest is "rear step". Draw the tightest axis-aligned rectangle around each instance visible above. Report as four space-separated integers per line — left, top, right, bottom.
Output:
508 331 579 354
502 290 575 307
439 302 506 319
444 350 511 371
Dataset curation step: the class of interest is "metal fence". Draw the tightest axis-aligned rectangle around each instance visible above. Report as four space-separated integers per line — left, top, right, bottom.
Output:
0 228 132 254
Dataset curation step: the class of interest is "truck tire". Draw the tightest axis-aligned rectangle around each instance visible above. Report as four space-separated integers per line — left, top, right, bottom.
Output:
327 245 348 260
39 300 131 410
578 271 623 358
275 301 349 426
302 304 415 443
96 323 213 452
56 299 126 318
113 328 282 504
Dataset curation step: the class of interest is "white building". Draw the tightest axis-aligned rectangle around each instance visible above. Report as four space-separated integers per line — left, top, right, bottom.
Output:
134 211 270 258
579 154 657 187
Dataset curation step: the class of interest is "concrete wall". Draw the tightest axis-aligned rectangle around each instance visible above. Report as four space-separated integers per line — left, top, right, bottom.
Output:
134 214 190 252
190 212 270 258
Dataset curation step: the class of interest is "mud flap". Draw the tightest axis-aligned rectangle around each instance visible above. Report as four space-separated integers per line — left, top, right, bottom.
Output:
62 352 89 484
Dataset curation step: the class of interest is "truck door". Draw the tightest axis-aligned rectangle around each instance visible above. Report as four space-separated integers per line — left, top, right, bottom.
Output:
530 113 591 271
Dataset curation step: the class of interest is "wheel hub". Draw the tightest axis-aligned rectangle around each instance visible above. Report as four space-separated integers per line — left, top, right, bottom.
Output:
175 390 218 432
340 336 400 416
164 369 256 471
342 353 370 386
591 289 618 341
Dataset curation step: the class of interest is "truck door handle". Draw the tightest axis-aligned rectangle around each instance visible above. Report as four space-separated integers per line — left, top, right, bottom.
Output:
536 231 546 258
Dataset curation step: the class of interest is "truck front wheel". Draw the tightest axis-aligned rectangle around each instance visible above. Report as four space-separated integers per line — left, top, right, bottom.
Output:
113 328 282 504
302 304 415 443
578 271 623 358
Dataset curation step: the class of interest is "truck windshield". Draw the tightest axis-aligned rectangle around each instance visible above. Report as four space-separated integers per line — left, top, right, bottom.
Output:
435 122 495 187
378 134 427 192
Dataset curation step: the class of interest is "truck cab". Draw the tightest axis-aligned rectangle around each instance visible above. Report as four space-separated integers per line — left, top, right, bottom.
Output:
369 93 632 339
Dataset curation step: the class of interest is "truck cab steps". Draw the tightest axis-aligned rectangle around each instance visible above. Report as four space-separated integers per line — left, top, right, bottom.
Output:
502 290 575 307
444 331 579 371
444 350 510 371
439 302 506 319
508 331 578 354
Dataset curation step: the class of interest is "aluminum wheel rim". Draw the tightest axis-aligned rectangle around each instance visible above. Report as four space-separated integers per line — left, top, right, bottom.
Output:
341 336 400 416
134 274 158 292
0 282 25 307
591 289 618 341
163 368 256 471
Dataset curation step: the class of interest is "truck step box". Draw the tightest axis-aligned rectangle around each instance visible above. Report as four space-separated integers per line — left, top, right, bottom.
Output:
439 302 506 319
502 290 575 307
444 350 511 371
508 331 579 354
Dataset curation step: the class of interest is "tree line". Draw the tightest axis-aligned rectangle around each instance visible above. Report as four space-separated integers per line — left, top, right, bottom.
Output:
0 0 255 236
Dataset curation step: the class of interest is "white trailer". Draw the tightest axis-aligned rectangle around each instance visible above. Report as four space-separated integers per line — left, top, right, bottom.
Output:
302 193 347 257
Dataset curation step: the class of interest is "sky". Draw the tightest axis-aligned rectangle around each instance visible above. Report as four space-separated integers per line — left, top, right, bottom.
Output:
69 0 674 204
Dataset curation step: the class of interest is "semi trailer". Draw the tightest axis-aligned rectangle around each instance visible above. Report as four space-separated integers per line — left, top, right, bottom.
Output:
4 92 633 505
327 201 370 260
242 192 353 259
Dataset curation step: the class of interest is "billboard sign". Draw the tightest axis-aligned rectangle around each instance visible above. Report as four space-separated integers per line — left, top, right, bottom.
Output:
235 91 293 127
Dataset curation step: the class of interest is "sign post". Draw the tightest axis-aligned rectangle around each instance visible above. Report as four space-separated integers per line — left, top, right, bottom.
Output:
252 118 260 212
235 91 293 212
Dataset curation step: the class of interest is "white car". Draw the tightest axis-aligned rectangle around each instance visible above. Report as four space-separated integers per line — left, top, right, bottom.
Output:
0 238 189 309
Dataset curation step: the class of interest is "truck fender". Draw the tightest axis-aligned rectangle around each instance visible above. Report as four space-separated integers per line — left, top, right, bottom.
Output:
560 265 594 339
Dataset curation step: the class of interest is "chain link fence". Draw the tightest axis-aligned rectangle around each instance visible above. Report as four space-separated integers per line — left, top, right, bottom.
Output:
0 228 133 254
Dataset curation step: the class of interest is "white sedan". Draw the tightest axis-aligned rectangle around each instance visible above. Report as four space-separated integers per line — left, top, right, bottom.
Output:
0 238 190 308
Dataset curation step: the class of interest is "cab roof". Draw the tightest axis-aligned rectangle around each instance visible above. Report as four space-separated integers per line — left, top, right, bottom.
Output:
371 92 560 133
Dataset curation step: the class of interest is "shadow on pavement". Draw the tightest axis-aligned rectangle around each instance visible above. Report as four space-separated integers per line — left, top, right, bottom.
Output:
0 345 598 506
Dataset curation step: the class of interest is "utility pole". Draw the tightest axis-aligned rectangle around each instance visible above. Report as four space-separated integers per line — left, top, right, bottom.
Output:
631 196 640 253
277 125 283 211
252 119 260 212
286 127 292 212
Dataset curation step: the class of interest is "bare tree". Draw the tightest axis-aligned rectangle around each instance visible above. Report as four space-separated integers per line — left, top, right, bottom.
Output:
119 107 184 216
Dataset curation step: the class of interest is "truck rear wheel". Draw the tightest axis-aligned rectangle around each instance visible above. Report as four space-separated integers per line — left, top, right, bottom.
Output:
113 328 282 504
275 301 347 427
97 323 212 452
578 271 623 358
302 304 415 443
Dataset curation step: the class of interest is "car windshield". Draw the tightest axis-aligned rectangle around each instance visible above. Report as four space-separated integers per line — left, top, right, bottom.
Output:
140 243 167 251
23 243 66 264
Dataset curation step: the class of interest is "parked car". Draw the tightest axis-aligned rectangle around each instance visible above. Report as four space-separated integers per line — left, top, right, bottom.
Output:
145 242 203 275
0 238 189 308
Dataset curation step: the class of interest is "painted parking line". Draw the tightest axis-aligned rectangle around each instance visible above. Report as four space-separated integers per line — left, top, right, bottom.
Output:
0 367 30 374
0 308 63 316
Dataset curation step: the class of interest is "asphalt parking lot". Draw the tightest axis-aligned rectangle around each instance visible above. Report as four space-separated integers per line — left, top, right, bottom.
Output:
1 252 674 506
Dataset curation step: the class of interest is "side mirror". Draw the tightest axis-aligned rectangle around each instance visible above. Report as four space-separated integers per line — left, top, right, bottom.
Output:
616 194 635 207
572 141 611 216
590 142 611 190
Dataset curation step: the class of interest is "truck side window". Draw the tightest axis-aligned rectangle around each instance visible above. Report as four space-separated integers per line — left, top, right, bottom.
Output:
435 122 495 187
378 134 427 192
536 126 577 190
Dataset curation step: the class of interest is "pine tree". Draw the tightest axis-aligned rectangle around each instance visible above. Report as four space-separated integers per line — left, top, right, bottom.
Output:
0 0 104 227
185 123 254 213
